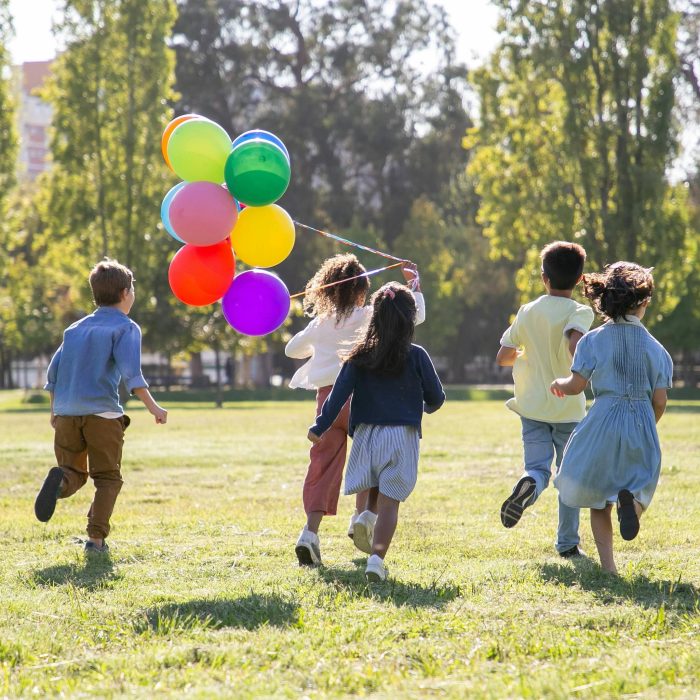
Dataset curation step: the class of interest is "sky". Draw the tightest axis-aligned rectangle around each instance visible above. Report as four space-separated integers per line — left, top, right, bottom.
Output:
7 0 501 66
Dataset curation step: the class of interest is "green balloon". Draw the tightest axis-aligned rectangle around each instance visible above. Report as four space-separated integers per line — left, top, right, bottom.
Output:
224 139 291 206
167 119 232 183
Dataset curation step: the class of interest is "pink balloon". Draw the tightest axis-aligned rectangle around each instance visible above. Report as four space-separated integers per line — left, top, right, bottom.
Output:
169 181 238 246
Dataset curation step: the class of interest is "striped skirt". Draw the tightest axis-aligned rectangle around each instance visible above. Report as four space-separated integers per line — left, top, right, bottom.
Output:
344 424 420 502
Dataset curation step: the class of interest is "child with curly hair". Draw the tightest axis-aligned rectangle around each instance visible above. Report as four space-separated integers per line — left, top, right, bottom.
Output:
551 262 673 574
308 282 444 581
286 253 424 566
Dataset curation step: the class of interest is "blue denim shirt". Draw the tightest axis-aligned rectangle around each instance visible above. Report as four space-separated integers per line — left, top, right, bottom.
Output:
45 307 148 416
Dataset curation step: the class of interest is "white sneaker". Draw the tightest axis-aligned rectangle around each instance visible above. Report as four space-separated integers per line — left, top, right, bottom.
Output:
347 510 360 539
365 554 388 582
352 510 377 554
295 528 322 567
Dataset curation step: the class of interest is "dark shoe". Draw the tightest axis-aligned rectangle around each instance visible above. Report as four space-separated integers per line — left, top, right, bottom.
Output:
617 489 640 541
84 540 110 554
559 545 586 558
500 476 537 528
34 467 64 522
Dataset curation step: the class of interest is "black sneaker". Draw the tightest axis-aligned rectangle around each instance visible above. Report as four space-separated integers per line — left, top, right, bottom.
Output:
84 540 110 554
559 545 586 558
34 467 64 522
500 476 537 528
617 489 640 541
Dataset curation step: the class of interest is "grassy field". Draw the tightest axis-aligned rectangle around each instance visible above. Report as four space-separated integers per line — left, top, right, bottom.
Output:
0 390 698 699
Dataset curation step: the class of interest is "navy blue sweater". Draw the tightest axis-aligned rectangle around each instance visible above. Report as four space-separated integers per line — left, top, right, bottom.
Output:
309 344 445 438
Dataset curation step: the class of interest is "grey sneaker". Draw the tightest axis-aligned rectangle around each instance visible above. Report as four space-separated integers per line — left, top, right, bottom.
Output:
295 528 322 567
84 540 110 554
559 545 586 558
34 467 64 522
500 476 537 528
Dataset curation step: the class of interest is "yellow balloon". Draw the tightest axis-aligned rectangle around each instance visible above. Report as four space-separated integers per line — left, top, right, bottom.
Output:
230 204 295 268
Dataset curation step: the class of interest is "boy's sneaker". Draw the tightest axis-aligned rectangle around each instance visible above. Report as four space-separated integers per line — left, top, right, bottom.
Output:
365 554 388 582
347 510 360 539
34 467 64 522
559 545 586 558
352 510 377 554
84 540 109 554
617 489 640 541
500 476 537 528
295 528 322 567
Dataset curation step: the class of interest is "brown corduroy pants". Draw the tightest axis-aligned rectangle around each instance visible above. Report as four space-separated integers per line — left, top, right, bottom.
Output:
53 414 129 539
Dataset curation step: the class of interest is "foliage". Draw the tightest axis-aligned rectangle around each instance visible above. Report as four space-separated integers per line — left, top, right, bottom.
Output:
172 0 471 293
467 0 698 327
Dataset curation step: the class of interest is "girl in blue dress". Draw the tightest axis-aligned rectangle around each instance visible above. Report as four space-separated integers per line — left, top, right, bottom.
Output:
550 262 673 574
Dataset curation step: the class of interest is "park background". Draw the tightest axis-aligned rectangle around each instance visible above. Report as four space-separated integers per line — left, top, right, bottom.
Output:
0 0 698 393
1 3 700 699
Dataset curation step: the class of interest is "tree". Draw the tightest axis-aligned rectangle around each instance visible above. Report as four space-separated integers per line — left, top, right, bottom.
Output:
171 0 471 295
34 0 184 354
0 0 18 386
467 0 696 325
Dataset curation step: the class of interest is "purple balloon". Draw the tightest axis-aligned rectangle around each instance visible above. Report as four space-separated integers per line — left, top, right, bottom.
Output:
221 269 290 336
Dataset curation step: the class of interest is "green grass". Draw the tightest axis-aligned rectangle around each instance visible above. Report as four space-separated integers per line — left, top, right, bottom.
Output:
0 393 698 698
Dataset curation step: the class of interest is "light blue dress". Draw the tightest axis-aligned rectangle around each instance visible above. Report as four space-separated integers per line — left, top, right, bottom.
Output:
554 316 673 510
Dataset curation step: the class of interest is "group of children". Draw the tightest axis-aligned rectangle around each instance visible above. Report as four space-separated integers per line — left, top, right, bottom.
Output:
34 242 672 578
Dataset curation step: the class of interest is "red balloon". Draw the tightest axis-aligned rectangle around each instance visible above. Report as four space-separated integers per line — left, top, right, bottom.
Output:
168 241 235 306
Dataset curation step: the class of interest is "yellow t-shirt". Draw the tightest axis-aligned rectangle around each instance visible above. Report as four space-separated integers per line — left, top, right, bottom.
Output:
500 295 594 423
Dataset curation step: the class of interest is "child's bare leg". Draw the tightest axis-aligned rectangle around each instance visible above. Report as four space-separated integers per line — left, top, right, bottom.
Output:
306 511 324 534
365 487 379 513
371 493 400 559
355 489 370 513
590 505 616 574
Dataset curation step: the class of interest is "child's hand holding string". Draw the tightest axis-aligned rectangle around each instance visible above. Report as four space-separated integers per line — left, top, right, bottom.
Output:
401 261 421 292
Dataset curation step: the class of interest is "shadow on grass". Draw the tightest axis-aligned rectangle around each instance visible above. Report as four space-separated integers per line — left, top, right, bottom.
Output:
539 561 700 612
316 562 460 609
134 594 299 635
32 555 119 591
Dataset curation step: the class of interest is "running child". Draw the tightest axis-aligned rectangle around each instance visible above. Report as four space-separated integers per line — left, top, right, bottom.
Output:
307 281 444 581
286 254 424 566
497 241 594 556
551 262 672 574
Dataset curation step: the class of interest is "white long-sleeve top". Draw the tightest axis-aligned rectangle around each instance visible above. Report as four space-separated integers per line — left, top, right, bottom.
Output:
285 292 425 390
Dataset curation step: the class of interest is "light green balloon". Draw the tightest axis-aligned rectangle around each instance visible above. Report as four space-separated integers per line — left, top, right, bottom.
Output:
167 119 232 183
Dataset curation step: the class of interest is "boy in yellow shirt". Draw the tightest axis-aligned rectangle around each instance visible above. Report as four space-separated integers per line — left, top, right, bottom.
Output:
497 241 594 556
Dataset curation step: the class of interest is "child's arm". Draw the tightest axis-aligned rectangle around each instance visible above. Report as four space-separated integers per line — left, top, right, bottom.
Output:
307 362 356 443
45 344 62 427
651 388 667 424
402 263 426 325
49 392 57 428
285 320 317 359
496 346 518 366
133 387 168 424
550 372 588 397
567 330 584 357
418 348 445 413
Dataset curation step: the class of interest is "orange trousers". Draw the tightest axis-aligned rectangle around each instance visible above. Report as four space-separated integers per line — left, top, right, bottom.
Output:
303 385 351 515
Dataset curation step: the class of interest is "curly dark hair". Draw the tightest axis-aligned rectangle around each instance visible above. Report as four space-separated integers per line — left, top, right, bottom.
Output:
303 253 370 324
583 261 654 320
345 282 417 376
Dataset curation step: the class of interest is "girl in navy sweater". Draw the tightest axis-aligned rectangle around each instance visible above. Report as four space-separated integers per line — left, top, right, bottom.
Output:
308 282 445 581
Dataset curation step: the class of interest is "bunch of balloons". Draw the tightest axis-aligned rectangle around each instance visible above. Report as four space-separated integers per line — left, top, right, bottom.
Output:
160 114 294 336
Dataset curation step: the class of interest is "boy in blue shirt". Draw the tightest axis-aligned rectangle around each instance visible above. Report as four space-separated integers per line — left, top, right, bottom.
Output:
34 259 167 553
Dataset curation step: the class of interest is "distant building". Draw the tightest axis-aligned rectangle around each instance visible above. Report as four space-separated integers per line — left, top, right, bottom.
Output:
14 60 53 181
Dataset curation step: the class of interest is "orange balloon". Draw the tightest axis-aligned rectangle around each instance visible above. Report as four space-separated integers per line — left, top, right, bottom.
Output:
168 240 235 306
161 114 200 169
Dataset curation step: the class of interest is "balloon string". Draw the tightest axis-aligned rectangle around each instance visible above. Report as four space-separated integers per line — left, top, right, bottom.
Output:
293 221 404 262
289 262 404 299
